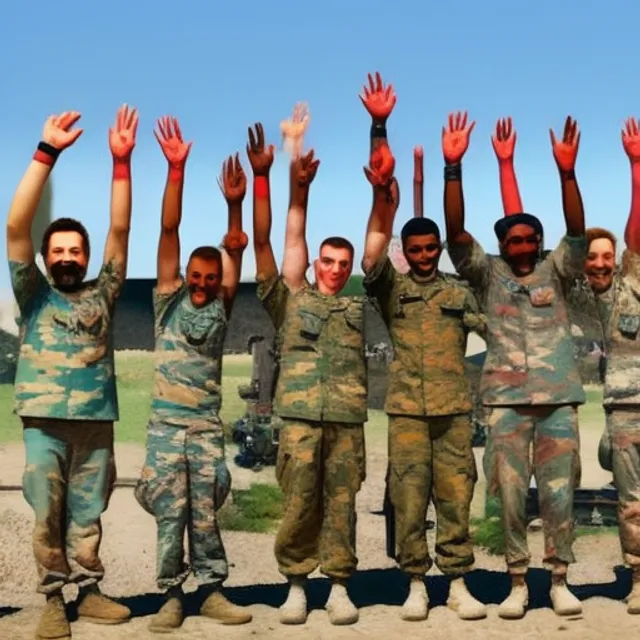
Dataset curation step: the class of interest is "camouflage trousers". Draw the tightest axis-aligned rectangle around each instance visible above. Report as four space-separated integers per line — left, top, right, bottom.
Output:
21 418 116 595
134 419 231 590
601 408 640 567
388 414 477 576
274 419 366 580
484 405 580 574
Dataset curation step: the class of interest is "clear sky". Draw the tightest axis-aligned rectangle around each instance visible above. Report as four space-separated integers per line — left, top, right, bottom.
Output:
1 0 638 287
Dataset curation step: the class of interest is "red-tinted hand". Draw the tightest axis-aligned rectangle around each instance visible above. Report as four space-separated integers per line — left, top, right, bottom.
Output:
491 117 517 162
293 149 320 188
42 111 83 150
364 144 395 187
218 154 247 204
154 116 192 166
359 72 397 122
442 111 475 164
222 230 249 252
550 116 580 172
414 146 424 182
247 122 275 176
622 117 640 163
109 104 139 160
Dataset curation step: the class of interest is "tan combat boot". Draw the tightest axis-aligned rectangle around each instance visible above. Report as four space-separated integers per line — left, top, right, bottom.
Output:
200 590 252 625
279 577 308 625
326 581 358 626
36 594 71 640
550 568 582 616
447 577 487 620
76 586 131 624
498 575 528 620
148 596 184 633
400 576 428 621
628 567 640 614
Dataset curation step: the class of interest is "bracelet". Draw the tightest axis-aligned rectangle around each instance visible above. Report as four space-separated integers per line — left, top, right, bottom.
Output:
33 141 61 167
561 169 576 180
371 122 387 139
444 163 461 181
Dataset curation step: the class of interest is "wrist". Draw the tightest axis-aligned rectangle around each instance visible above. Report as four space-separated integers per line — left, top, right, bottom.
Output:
113 156 131 181
370 121 387 139
444 162 462 181
254 175 270 198
498 157 515 168
168 163 185 183
33 141 61 167
559 168 575 180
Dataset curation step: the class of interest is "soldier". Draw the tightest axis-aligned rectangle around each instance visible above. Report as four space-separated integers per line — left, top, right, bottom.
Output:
591 117 640 613
359 72 487 622
6 106 137 639
134 116 252 631
443 112 587 618
251 106 366 626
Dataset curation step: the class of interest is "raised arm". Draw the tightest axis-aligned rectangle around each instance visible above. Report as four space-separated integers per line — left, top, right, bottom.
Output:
491 117 523 215
622 117 640 252
282 150 320 291
359 71 396 156
549 116 585 238
7 112 83 264
218 154 248 315
154 115 192 294
247 122 276 281
413 146 424 218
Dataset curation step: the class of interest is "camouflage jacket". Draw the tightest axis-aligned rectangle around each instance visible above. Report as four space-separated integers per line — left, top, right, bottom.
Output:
363 256 486 417
9 259 123 421
448 235 586 406
601 250 640 406
257 273 367 424
150 281 227 426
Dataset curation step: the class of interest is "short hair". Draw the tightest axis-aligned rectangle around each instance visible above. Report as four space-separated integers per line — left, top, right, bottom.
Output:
41 217 90 258
319 236 354 260
187 246 222 271
401 217 441 243
586 227 617 254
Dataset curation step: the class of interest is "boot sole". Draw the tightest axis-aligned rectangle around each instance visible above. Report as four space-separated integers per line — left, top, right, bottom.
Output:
78 615 130 625
201 616 253 625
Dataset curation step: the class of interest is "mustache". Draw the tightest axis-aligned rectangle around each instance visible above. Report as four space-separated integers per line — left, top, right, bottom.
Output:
50 261 85 289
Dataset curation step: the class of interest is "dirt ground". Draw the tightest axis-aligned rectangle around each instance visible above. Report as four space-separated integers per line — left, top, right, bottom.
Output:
1 427 637 640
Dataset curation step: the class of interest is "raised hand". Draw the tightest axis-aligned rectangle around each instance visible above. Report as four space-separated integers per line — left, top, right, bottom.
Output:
550 116 580 172
442 111 475 164
109 104 139 160
491 117 517 162
622 117 640 163
293 149 321 188
364 144 395 187
42 111 83 150
359 72 397 122
247 122 275 176
280 102 310 159
414 146 424 182
218 153 247 204
154 116 192 166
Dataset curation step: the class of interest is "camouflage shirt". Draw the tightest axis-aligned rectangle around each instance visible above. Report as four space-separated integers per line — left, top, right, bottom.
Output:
448 235 586 406
363 256 486 417
9 259 123 421
601 250 640 406
150 281 227 426
257 273 367 424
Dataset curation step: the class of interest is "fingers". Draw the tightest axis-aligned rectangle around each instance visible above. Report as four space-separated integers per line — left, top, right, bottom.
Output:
468 120 476 136
256 122 265 147
131 110 139 138
68 128 84 144
173 117 183 141
549 128 557 147
248 125 257 149
414 145 423 159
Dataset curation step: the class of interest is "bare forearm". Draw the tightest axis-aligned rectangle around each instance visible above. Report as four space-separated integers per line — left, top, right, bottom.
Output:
161 173 184 231
559 169 585 237
110 159 132 234
498 159 523 215
625 162 640 250
363 190 395 272
443 163 468 242
413 152 424 218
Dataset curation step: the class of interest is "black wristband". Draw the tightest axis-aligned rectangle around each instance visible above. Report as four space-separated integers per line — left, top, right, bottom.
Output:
561 169 576 180
38 141 61 160
371 122 387 139
444 163 461 181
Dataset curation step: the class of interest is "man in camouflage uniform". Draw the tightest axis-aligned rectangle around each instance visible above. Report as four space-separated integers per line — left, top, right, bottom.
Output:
585 117 640 613
443 112 587 619
253 105 364 626
134 117 252 631
6 107 137 640
359 72 486 622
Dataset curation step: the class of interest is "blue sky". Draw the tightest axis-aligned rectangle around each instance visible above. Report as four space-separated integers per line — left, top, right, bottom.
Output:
1 0 638 286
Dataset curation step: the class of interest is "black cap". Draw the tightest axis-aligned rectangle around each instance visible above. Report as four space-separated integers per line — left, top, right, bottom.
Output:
494 213 543 241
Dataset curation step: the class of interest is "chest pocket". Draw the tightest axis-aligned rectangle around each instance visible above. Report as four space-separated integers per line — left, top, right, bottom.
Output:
394 293 423 319
179 302 226 350
618 314 640 340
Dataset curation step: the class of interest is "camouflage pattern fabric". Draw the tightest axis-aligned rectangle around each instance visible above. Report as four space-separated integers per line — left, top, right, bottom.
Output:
150 282 227 426
135 419 231 589
257 274 367 424
21 418 116 594
388 414 477 575
363 256 485 416
607 408 640 566
448 236 586 406
274 419 366 580
9 259 123 421
484 405 580 573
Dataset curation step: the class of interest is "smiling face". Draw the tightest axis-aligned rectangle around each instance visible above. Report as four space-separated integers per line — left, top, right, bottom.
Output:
186 255 222 307
499 223 540 276
45 230 89 291
313 243 353 296
585 237 616 294
402 233 441 279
